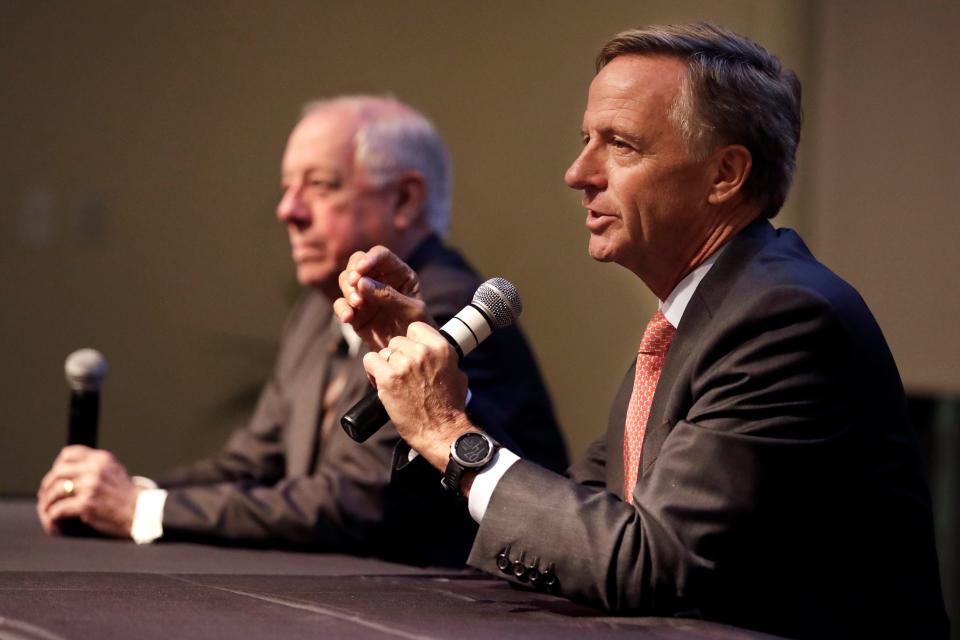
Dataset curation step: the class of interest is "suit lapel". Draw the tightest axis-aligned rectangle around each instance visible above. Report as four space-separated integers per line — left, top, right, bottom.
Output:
638 218 776 477
639 301 710 476
606 361 637 498
285 310 336 476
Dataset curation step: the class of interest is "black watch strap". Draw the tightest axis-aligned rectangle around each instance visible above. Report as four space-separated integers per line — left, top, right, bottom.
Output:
441 432 497 497
441 461 469 497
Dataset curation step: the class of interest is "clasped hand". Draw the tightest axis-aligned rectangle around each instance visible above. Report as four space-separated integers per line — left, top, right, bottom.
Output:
36 445 139 538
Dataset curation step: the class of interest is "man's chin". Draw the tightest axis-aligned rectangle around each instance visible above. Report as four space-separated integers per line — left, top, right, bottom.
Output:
296 265 337 292
587 237 617 263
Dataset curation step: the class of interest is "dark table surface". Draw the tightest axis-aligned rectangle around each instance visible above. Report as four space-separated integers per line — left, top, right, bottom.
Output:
0 498 781 639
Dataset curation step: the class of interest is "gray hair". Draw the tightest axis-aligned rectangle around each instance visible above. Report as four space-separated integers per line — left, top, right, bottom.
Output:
597 23 802 218
301 95 452 235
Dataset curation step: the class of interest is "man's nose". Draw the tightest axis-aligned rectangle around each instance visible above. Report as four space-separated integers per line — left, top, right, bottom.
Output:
276 187 310 225
564 146 605 192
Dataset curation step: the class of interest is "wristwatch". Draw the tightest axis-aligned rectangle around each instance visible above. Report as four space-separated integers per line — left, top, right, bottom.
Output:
441 431 498 497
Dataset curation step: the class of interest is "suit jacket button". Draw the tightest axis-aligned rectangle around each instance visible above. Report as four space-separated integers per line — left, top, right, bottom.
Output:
526 557 542 585
512 552 528 580
541 563 558 589
496 546 512 573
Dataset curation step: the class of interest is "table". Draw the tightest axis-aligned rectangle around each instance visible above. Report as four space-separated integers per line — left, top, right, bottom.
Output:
0 499 780 639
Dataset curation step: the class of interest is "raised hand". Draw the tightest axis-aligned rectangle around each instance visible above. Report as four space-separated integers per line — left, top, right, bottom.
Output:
334 246 432 350
362 321 476 471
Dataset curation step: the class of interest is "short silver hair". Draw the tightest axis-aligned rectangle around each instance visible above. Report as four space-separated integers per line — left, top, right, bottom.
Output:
597 23 802 218
301 95 452 236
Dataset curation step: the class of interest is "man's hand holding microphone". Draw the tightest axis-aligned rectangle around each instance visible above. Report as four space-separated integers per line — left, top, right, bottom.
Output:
334 247 497 489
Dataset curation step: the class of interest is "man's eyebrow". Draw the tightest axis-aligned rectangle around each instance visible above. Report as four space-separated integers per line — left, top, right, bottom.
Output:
588 124 645 145
282 166 339 179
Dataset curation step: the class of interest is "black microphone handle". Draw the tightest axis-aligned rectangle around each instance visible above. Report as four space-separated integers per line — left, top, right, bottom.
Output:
61 388 101 537
340 387 390 443
67 389 99 447
341 330 460 443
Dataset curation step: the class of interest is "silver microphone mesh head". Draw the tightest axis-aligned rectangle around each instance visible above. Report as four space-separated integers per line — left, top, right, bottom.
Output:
472 277 522 330
65 349 108 392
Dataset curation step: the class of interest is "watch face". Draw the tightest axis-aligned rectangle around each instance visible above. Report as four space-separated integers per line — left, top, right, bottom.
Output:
455 432 491 465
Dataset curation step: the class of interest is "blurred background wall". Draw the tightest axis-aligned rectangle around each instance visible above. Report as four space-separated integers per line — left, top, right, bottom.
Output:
2 0 957 627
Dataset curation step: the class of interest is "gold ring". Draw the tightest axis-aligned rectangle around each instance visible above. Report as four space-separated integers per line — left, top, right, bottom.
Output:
62 479 75 498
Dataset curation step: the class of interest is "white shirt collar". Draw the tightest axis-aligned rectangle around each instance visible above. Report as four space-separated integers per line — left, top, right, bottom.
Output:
659 244 727 328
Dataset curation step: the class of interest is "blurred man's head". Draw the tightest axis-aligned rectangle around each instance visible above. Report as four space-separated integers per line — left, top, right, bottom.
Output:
277 95 450 298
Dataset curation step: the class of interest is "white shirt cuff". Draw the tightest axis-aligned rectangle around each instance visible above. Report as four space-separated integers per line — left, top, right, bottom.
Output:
467 448 520 523
131 477 166 544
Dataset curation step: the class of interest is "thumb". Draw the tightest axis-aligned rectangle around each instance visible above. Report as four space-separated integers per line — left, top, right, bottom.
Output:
357 277 415 310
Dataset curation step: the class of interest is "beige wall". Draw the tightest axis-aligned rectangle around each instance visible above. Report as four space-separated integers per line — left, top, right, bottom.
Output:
807 0 960 396
3 0 812 493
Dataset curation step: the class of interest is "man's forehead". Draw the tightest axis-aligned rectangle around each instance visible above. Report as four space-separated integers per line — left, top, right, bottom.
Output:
584 54 685 117
295 109 359 146
283 109 359 171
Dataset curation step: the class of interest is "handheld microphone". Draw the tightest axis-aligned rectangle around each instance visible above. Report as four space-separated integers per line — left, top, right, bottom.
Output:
341 277 522 443
64 349 108 447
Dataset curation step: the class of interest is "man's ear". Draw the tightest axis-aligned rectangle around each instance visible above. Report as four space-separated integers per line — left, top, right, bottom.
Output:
707 144 752 205
391 172 427 231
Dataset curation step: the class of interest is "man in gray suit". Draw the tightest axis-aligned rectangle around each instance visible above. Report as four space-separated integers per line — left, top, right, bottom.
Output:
36 96 566 566
333 25 947 638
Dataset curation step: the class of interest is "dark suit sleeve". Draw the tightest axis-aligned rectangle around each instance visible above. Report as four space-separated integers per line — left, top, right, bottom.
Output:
468 286 854 614
567 435 606 488
157 416 401 552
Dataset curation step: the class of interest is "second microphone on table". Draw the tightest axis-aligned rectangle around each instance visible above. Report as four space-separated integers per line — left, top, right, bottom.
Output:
341 277 522 443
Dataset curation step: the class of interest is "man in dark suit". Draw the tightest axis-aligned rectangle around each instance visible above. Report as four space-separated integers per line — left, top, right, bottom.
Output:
333 25 948 638
36 96 566 566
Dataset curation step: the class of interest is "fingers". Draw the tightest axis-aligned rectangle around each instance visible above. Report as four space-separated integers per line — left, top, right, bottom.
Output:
378 325 452 364
341 246 421 297
407 321 449 348
39 460 86 497
340 274 401 308
335 270 401 323
45 493 85 525
38 464 85 514
353 245 412 280
38 474 78 518
37 505 61 535
362 339 423 385
39 449 115 494
37 449 121 515
36 452 138 538
332 296 356 324
362 350 391 384
53 444 93 464
341 246 402 285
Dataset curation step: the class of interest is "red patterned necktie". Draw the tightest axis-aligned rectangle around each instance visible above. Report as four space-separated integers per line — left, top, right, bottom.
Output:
623 309 677 502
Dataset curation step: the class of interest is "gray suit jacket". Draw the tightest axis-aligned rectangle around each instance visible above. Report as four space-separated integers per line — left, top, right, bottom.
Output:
469 220 947 638
155 236 567 566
